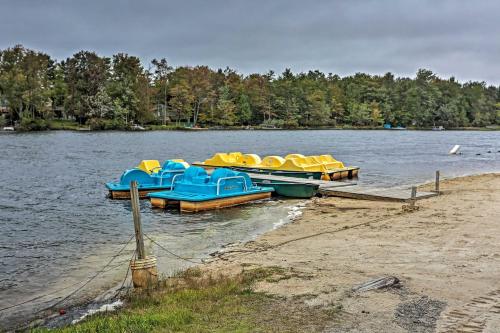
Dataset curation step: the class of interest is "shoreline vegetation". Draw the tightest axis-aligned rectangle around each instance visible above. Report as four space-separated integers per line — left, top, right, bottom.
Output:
1 45 499 132
1 118 499 132
31 173 500 332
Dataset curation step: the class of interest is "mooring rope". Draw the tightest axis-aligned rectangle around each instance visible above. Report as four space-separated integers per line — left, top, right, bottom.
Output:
0 234 135 314
111 249 136 300
143 233 204 264
45 234 135 310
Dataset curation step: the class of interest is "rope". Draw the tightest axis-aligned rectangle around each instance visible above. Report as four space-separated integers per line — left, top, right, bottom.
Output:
218 213 408 258
112 249 136 299
0 231 205 314
0 235 135 313
144 233 204 264
46 235 135 310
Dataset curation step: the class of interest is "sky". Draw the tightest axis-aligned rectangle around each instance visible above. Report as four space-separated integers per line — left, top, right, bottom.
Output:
1 0 499 85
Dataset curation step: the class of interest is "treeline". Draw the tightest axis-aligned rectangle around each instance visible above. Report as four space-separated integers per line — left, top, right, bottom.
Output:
0 44 499 130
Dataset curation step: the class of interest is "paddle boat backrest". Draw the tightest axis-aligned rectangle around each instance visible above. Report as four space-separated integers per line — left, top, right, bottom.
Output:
170 166 223 195
318 155 336 163
280 157 329 173
182 166 209 184
228 152 243 162
120 168 155 186
147 160 189 186
204 153 234 166
235 172 253 189
162 160 189 171
315 155 345 169
169 159 190 169
285 153 306 160
137 160 161 174
210 168 251 195
241 154 262 166
304 156 321 165
306 156 323 164
261 156 286 168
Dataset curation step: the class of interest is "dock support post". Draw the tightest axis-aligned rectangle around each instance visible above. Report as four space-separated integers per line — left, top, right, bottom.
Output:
410 186 417 208
435 171 440 194
129 181 157 289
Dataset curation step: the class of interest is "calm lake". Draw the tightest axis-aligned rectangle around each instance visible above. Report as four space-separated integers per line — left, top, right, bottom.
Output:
0 129 499 327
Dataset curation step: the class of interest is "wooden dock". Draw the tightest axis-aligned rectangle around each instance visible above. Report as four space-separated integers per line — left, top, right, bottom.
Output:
246 173 356 189
247 173 439 202
318 186 438 202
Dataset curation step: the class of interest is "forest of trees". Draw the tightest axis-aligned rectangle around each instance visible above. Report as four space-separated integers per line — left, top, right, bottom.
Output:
1 45 499 130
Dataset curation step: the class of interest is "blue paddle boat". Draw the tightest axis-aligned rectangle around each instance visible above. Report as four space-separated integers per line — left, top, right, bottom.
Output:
148 167 274 212
106 160 188 199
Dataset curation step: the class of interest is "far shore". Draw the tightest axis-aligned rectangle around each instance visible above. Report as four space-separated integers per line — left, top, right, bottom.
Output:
2 120 500 133
29 172 500 332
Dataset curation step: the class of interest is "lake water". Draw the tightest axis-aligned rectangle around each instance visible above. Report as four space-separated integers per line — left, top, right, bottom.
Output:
0 130 499 328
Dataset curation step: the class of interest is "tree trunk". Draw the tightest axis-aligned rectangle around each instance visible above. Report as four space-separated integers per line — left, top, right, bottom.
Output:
193 100 200 126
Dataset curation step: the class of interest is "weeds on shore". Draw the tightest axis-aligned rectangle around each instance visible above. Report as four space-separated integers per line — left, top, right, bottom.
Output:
32 266 338 333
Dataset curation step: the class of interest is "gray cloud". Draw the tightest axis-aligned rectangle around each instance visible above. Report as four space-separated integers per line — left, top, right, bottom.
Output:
1 0 499 84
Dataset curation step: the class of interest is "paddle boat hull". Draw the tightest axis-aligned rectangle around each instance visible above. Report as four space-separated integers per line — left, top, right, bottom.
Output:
193 163 323 180
148 167 273 212
107 185 172 199
252 179 319 198
106 160 188 199
150 191 272 212
328 167 360 180
194 152 359 181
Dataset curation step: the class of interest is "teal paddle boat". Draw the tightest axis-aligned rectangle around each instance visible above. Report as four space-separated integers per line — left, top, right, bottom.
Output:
148 167 274 212
252 179 319 198
106 160 188 199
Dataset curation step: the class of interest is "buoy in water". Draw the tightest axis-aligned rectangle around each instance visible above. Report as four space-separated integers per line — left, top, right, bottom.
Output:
449 145 460 155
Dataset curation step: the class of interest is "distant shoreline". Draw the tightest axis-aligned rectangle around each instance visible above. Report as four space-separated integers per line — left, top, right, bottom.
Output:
2 122 500 133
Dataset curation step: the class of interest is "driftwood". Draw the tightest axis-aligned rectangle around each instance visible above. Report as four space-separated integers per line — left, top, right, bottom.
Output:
352 276 400 292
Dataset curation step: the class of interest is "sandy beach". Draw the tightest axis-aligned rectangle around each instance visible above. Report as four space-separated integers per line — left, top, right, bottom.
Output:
201 173 500 332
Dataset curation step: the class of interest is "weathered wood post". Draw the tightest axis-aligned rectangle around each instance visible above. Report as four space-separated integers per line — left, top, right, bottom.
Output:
131 181 145 259
410 186 417 208
435 170 440 194
129 181 158 289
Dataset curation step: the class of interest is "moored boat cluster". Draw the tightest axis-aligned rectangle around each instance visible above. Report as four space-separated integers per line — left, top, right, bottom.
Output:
106 152 359 212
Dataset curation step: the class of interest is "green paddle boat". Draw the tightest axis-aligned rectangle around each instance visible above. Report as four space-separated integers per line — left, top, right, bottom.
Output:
252 179 319 198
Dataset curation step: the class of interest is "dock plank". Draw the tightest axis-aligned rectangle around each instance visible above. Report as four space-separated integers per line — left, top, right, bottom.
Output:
319 186 438 202
247 172 438 202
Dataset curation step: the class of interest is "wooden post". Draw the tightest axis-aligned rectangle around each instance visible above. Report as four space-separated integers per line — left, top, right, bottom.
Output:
130 181 145 260
129 181 158 289
435 170 440 194
410 186 417 207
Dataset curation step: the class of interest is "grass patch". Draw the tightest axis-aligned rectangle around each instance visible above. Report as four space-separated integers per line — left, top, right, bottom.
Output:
48 119 80 130
32 267 337 333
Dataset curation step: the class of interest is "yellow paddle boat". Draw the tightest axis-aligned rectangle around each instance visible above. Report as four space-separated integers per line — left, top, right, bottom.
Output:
193 152 359 181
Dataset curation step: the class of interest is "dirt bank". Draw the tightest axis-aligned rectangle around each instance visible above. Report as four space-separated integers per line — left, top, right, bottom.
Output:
202 173 500 332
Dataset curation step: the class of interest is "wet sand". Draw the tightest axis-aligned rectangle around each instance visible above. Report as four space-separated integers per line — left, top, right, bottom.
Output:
202 173 500 332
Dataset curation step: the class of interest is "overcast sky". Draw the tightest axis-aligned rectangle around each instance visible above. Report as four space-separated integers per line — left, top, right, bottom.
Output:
1 0 499 84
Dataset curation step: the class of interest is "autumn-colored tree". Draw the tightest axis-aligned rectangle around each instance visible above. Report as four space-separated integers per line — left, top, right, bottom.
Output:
2 45 499 130
168 79 194 125
61 51 110 123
